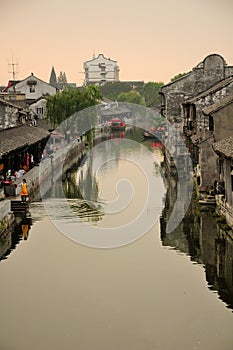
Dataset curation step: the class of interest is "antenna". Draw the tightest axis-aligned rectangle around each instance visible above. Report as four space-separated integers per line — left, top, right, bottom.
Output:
8 52 19 80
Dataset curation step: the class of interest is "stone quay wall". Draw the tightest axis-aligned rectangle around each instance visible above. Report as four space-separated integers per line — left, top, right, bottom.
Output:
0 140 87 237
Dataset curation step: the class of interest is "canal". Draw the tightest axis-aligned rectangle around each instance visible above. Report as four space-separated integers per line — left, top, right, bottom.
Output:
0 127 233 350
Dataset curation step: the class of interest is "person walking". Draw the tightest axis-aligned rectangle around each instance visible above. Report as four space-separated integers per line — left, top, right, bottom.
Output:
20 178 28 203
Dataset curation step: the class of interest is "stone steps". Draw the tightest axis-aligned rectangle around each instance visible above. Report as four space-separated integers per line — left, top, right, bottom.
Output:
10 200 29 214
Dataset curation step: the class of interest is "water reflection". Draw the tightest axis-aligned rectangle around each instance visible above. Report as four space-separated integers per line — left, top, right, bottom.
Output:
45 127 165 233
1 127 233 349
2 123 233 311
160 177 233 310
1 127 165 260
51 132 166 250
21 217 31 240
63 158 103 224
0 216 32 261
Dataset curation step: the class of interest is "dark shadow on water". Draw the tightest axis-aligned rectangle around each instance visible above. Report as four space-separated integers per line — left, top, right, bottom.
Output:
0 216 32 262
160 175 233 311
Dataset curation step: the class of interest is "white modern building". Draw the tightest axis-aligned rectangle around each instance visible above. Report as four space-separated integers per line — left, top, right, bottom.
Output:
83 53 120 85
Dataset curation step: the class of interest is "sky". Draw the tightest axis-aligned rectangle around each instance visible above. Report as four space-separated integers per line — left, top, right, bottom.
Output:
0 0 233 86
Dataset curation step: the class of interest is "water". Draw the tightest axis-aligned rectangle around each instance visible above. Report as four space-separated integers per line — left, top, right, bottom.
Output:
0 128 233 350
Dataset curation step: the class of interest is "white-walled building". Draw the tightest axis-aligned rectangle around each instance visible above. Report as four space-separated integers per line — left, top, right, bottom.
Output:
8 73 56 102
83 54 120 85
29 96 47 119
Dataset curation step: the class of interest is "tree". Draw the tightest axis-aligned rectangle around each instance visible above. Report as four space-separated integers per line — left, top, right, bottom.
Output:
117 90 145 106
100 81 164 109
170 72 188 82
100 81 144 101
140 82 164 108
46 85 101 130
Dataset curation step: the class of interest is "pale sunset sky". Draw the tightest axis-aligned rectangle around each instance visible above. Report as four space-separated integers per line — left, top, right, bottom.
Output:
0 0 232 86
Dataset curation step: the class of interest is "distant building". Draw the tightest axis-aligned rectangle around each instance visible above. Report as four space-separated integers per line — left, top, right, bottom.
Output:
7 73 56 103
49 67 77 90
0 92 26 108
83 53 120 85
29 96 47 119
49 66 57 88
2 73 57 121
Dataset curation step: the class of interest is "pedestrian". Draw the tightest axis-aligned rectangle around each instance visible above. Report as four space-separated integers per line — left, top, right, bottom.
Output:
30 154 34 167
20 178 28 203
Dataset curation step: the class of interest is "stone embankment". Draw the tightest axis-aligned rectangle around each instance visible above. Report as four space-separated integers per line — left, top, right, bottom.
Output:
0 139 87 237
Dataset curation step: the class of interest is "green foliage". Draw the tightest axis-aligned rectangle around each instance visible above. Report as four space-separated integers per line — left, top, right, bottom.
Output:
100 81 144 101
100 81 164 108
153 114 164 128
117 90 146 106
170 72 188 82
140 82 164 107
46 85 101 128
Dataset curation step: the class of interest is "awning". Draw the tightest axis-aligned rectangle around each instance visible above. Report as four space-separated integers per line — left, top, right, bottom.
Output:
0 124 49 156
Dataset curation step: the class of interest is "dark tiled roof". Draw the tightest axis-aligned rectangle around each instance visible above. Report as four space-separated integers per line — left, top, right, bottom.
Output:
203 94 233 115
212 135 233 159
36 118 54 131
184 76 233 104
0 124 49 156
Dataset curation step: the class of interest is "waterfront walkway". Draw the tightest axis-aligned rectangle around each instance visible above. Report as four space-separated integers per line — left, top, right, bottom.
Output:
0 139 87 232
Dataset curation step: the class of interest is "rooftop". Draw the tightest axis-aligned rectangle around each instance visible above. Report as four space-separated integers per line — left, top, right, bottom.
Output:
203 93 233 115
212 135 233 159
0 124 49 157
184 76 233 104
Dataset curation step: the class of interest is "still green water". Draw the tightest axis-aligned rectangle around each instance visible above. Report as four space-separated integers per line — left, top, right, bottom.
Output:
0 130 233 350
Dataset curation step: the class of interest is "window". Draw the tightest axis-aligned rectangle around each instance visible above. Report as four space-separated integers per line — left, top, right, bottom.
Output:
209 116 214 131
29 85 35 93
36 107 44 116
231 166 233 192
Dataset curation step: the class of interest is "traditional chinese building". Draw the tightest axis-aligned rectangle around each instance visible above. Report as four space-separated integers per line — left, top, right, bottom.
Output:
182 84 233 191
7 73 56 103
160 54 233 120
83 54 120 85
213 135 233 229
0 98 49 179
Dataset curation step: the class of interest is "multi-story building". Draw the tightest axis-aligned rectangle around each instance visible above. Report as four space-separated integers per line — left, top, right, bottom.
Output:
7 73 56 103
0 92 26 108
160 54 233 119
159 54 233 187
83 53 120 85
213 135 233 229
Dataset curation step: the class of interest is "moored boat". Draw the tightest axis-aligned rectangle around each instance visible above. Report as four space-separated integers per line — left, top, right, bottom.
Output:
143 130 157 139
110 118 126 130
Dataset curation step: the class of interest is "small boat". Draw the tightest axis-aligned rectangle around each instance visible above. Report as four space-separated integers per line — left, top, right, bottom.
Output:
143 131 157 139
143 124 166 140
110 118 126 130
